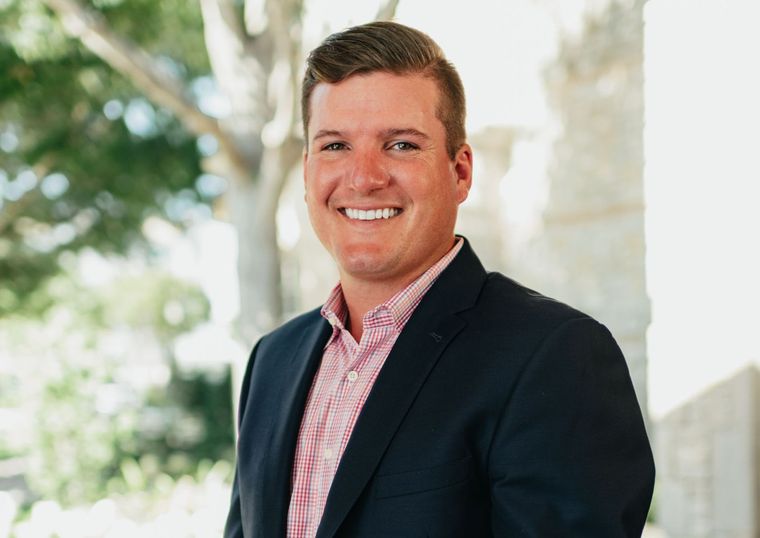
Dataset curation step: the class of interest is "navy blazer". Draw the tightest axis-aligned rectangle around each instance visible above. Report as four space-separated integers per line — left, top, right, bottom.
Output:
225 240 654 537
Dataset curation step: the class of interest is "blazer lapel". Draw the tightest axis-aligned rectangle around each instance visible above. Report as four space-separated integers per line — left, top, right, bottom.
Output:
315 240 487 538
252 317 331 537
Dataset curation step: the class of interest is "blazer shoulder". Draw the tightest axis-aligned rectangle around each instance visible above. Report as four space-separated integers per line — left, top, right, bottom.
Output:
475 271 594 332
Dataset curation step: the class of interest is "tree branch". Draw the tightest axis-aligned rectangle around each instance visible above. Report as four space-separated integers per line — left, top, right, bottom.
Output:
43 0 226 141
244 0 268 36
200 0 271 176
253 0 304 203
375 0 401 21
44 0 254 185
266 0 303 54
256 133 301 220
213 0 248 42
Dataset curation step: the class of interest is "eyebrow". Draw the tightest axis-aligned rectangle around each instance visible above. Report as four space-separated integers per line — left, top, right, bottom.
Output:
312 129 343 142
381 128 431 141
311 127 431 142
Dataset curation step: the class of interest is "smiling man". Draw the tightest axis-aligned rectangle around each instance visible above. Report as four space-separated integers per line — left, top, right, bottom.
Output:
304 70 471 341
224 22 654 538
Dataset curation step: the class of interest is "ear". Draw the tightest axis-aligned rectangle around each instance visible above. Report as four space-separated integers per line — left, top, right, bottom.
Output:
453 143 473 204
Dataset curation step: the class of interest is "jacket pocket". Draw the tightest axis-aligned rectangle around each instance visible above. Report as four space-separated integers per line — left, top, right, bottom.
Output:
374 456 472 499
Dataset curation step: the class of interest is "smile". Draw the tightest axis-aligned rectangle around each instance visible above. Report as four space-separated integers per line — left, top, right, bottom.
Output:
341 207 401 221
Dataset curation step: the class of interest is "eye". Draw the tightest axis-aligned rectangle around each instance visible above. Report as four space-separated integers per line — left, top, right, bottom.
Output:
389 141 419 152
321 142 347 151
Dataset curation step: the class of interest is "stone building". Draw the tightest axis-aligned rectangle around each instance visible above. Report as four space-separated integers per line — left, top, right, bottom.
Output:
656 367 760 538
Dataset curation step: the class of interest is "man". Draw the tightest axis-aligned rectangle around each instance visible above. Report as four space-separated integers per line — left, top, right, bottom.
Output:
225 21 654 538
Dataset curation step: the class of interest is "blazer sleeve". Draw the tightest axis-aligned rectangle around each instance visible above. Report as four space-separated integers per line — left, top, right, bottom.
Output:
224 339 261 538
224 465 244 538
488 317 655 537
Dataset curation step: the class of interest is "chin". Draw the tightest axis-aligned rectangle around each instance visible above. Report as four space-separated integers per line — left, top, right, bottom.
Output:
339 256 388 277
337 248 398 279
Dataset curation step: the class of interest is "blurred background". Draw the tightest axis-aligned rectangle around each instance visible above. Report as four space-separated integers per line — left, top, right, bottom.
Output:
1 0 758 536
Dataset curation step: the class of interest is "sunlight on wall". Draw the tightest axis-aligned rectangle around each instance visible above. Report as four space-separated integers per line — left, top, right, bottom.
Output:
644 0 760 418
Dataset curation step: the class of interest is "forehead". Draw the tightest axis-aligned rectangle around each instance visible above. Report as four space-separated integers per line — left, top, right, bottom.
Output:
306 72 441 137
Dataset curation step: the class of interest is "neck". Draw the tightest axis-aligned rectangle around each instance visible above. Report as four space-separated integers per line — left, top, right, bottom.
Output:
341 276 407 342
338 237 459 342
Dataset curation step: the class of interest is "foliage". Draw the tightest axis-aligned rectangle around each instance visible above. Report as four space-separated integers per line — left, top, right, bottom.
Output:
28 349 140 505
7 459 233 537
0 0 214 318
1 267 234 508
28 356 234 506
139 364 236 471
96 270 213 341
0 0 240 516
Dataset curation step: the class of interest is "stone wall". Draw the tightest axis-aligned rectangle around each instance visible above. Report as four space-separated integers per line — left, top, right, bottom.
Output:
502 0 650 417
656 366 760 538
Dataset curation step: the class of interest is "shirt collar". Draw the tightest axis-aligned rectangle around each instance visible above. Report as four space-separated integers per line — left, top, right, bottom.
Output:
320 237 463 334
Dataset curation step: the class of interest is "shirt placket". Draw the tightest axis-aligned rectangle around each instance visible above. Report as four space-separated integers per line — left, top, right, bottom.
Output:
311 330 359 534
337 321 394 455
300 364 334 538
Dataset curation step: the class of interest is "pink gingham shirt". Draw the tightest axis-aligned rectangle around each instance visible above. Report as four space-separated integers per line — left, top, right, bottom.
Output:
286 238 463 538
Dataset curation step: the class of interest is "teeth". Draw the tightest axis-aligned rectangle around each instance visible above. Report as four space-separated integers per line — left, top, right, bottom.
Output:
344 207 399 221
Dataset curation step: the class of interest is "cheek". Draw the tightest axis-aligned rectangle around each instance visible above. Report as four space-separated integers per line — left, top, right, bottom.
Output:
414 176 458 208
305 163 338 204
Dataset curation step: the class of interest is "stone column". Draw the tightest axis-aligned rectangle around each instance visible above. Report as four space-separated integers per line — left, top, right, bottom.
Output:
503 0 650 420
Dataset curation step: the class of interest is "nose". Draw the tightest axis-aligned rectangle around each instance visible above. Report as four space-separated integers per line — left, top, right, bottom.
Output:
348 150 390 193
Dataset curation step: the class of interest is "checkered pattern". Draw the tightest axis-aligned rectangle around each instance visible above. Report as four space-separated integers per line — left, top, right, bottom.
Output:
286 239 463 538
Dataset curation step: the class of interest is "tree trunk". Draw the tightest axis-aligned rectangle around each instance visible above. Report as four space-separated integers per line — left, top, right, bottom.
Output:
228 179 282 342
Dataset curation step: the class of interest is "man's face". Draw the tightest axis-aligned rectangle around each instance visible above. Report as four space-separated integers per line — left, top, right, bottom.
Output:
304 71 472 292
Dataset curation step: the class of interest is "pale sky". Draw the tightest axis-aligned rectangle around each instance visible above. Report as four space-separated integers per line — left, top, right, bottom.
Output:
643 0 760 417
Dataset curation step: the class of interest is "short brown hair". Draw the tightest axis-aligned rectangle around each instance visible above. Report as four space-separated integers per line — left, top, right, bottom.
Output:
301 21 466 159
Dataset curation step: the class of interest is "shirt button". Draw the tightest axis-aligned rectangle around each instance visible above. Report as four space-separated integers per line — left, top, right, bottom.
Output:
324 448 334 459
347 371 358 382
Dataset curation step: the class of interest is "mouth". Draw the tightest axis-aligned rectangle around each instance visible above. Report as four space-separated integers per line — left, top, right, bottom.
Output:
339 207 402 221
